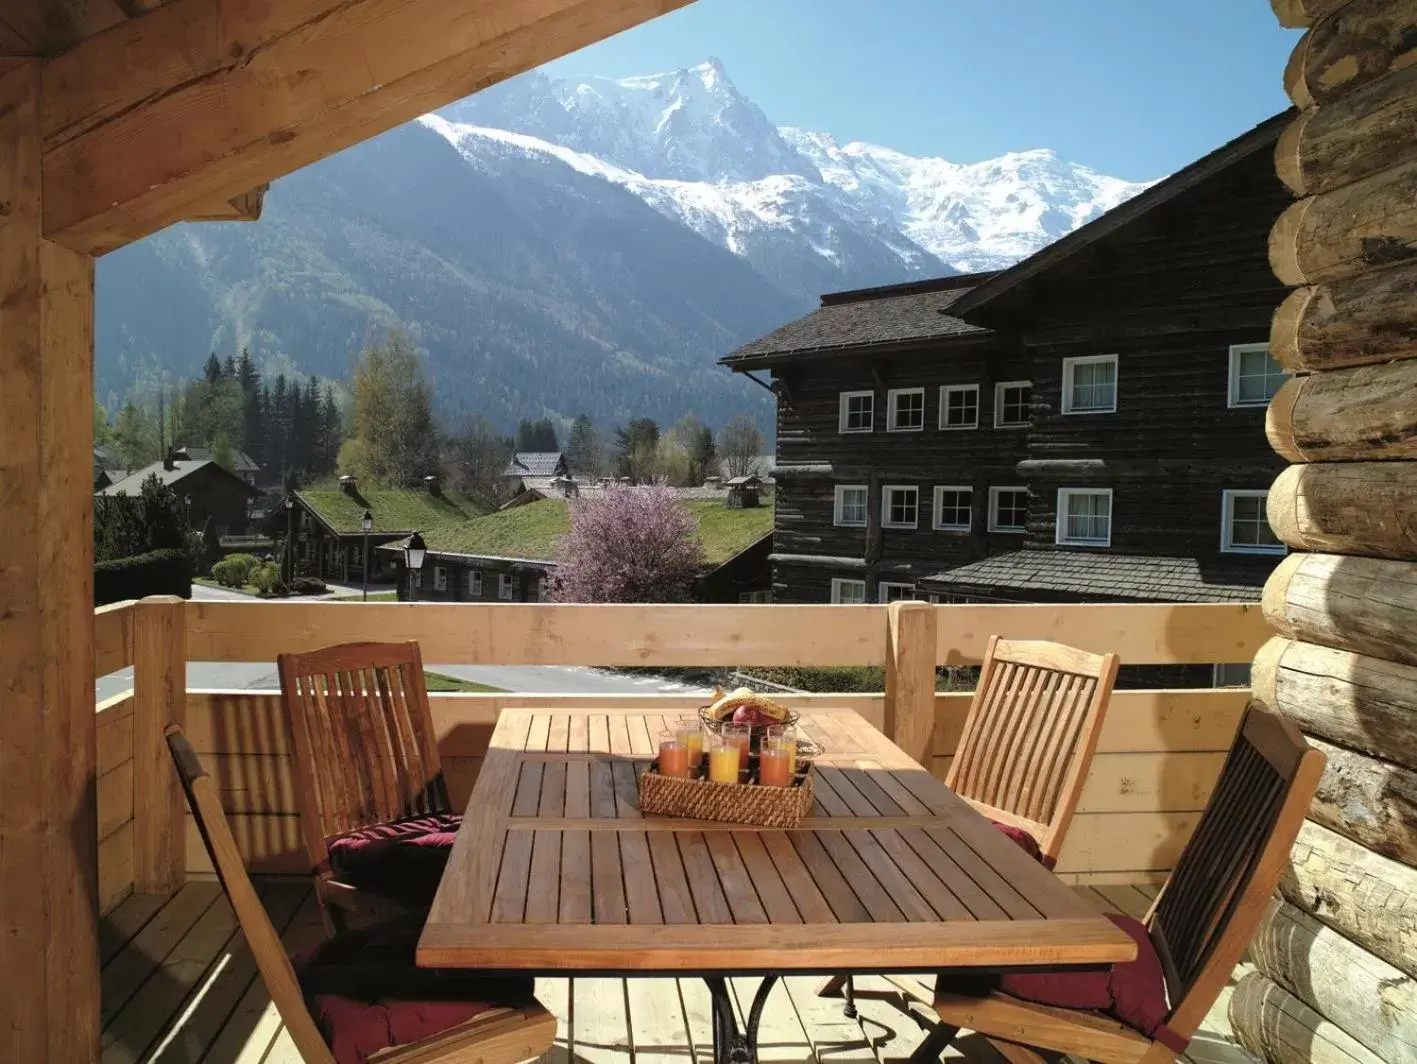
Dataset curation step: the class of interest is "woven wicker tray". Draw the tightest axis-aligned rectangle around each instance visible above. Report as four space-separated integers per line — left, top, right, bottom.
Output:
637 760 814 827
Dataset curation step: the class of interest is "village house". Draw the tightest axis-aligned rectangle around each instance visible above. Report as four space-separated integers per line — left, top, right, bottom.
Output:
379 494 774 603
501 451 570 498
721 112 1294 620
270 475 489 584
96 454 260 538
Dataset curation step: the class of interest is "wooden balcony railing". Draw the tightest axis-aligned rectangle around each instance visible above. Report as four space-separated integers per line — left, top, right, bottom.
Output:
92 597 1271 915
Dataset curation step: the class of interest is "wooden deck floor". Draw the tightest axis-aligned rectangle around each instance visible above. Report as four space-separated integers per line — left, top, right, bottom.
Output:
98 882 1253 1064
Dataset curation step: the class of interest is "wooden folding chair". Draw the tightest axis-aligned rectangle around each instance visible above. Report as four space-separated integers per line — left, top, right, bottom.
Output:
822 636 1119 1010
914 704 1325 1064
278 641 453 932
166 724 556 1064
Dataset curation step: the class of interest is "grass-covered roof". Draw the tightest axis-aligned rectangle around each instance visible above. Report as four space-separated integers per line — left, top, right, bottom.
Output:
401 498 773 566
297 486 490 535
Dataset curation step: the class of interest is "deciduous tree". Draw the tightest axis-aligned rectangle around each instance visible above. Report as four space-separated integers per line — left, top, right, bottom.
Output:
552 485 703 603
719 414 765 479
338 326 440 487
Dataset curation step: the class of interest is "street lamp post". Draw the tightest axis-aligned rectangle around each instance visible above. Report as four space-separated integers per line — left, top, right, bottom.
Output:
284 495 294 585
405 531 426 603
361 510 373 602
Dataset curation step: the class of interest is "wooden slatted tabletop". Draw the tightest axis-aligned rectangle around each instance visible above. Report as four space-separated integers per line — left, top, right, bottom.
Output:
418 707 1136 974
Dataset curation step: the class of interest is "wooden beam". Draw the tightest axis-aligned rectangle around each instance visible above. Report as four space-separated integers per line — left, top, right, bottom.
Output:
183 183 268 223
1266 358 1417 462
1271 0 1359 27
1264 552 1417 667
1267 461 1417 560
1284 0 1417 109
132 595 186 893
40 0 690 254
0 59 99 1064
1 0 127 55
1271 262 1417 372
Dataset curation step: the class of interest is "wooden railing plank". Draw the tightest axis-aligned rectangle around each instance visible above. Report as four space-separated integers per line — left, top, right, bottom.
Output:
133 595 186 893
94 599 136 680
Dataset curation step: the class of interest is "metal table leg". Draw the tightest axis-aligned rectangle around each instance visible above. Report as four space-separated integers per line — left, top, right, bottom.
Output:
703 975 780 1064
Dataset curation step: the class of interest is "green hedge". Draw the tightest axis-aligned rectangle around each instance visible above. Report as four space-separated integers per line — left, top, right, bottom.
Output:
94 548 193 605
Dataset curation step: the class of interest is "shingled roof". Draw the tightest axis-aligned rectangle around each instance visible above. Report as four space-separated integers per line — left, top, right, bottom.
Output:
97 458 259 498
503 452 567 477
719 274 996 369
922 550 1273 604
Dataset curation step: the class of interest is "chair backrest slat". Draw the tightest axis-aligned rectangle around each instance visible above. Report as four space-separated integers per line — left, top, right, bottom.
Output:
165 726 337 1064
1152 704 1325 1041
279 641 447 879
946 637 1119 862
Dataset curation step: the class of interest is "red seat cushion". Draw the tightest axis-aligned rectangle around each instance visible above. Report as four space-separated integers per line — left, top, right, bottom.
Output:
327 813 460 907
988 819 1056 870
297 920 534 1064
995 913 1186 1052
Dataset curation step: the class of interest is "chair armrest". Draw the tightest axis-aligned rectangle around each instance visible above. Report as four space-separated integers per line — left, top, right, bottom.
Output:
368 1001 557 1064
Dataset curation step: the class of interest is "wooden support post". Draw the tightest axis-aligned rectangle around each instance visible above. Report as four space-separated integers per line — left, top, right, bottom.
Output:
0 59 99 1063
883 601 936 765
132 595 187 893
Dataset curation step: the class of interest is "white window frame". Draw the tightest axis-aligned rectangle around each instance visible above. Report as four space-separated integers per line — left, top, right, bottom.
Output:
1061 354 1119 415
878 582 916 604
1055 487 1114 547
738 590 773 604
498 572 515 600
886 387 926 433
433 565 448 591
1227 343 1290 408
1213 663 1252 688
830 578 867 604
466 569 483 596
1220 489 1287 556
838 390 875 434
939 384 980 430
993 380 1031 428
881 484 920 530
833 484 869 528
933 485 973 532
988 486 1028 532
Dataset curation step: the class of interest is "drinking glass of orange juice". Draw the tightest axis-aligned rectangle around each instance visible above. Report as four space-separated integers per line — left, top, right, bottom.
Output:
707 734 741 785
677 717 704 770
657 729 690 778
723 723 751 764
758 741 792 788
766 724 798 775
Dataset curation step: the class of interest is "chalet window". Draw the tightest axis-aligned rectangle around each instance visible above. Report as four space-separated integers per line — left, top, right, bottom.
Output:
466 570 483 596
834 485 869 527
881 485 919 529
926 592 971 604
838 391 875 433
498 573 515 600
1062 355 1118 414
933 486 972 532
1213 663 1252 688
878 582 915 603
433 566 448 591
939 385 979 430
412 570 423 588
738 590 773 604
989 486 1028 532
830 578 867 605
1056 488 1113 547
1228 344 1290 407
1221 490 1285 555
886 388 925 432
994 381 1031 428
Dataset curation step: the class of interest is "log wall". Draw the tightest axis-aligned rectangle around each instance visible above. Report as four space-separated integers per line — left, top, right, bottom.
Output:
1237 4 1417 1061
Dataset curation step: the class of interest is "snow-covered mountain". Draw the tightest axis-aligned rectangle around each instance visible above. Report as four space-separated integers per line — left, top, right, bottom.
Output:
438 59 1154 281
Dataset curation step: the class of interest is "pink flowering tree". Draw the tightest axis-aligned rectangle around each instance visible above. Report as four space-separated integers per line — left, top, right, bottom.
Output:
552 484 704 602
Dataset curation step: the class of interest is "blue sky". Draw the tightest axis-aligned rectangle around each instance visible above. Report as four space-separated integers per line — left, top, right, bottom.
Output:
542 0 1299 181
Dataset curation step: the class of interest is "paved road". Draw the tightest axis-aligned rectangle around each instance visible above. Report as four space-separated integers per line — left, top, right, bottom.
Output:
97 661 709 701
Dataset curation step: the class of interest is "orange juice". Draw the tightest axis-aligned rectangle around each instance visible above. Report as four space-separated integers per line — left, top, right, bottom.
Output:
758 747 791 788
724 724 751 762
708 744 740 784
658 739 689 778
678 724 704 765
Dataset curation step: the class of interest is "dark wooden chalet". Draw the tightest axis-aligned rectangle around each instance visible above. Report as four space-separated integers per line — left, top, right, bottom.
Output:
268 475 489 584
722 111 1295 612
379 495 774 604
97 455 259 537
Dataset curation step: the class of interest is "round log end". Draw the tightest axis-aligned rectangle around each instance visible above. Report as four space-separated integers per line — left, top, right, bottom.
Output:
1271 0 1310 27
1261 552 1306 635
1250 636 1290 708
1265 375 1307 462
1284 28 1315 110
1266 465 1304 548
1274 109 1312 196
1269 198 1312 287
1269 285 1316 371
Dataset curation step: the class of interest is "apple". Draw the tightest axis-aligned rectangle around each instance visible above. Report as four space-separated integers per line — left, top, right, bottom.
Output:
732 704 769 726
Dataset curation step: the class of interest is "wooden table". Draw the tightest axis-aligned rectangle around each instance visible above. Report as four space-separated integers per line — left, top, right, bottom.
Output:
420 707 1135 1064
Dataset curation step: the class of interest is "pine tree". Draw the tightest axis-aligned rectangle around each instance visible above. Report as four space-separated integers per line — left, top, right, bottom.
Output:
319 385 341 475
238 350 262 468
202 352 223 384
222 354 237 380
516 417 559 452
565 415 602 478
113 401 160 467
